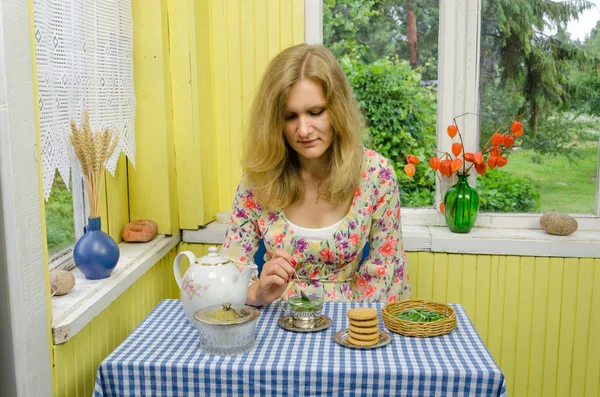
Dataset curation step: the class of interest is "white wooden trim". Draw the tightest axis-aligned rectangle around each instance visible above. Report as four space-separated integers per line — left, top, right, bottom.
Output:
436 0 482 201
0 0 52 395
304 0 323 45
51 234 180 344
182 220 600 259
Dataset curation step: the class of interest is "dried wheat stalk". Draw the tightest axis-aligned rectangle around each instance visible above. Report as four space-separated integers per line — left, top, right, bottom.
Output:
69 110 119 218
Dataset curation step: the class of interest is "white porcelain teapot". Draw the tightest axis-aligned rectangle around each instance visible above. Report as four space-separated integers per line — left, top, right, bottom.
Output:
174 246 257 329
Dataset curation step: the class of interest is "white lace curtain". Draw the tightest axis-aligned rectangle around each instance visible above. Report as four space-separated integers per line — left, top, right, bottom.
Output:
34 0 136 200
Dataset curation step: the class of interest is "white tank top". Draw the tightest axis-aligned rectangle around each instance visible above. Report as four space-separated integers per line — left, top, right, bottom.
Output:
285 216 344 241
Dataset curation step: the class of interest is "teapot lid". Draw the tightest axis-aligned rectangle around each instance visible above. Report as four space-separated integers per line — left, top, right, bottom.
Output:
198 246 231 266
194 303 260 325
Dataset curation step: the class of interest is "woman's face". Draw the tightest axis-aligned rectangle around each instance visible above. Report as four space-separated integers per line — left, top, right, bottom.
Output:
283 79 333 165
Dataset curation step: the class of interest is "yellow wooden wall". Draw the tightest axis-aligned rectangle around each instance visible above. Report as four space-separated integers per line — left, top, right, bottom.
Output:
52 248 180 397
172 0 306 228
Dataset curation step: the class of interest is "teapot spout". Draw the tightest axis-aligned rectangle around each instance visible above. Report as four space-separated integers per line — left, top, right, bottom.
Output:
235 263 258 289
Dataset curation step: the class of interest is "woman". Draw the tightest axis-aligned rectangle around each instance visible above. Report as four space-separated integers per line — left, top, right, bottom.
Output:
221 44 410 306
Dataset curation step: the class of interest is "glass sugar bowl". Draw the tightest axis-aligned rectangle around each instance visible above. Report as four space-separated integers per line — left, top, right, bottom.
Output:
193 303 260 355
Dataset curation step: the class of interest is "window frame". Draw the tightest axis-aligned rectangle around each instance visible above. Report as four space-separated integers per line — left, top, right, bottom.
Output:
308 0 600 231
47 165 88 271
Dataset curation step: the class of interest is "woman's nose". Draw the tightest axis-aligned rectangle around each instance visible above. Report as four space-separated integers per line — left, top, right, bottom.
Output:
297 115 311 137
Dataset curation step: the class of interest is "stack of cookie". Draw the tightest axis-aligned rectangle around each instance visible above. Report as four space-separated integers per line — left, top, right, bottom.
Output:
346 308 380 347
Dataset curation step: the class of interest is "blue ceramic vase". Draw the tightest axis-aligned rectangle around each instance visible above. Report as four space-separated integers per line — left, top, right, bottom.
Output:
73 217 120 280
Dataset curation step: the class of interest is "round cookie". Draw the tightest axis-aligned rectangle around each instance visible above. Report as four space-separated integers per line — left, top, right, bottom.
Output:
347 308 378 321
349 331 379 342
348 335 378 346
349 324 379 335
349 318 379 328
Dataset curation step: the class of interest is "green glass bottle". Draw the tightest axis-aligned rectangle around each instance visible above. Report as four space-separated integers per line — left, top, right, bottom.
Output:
443 174 479 233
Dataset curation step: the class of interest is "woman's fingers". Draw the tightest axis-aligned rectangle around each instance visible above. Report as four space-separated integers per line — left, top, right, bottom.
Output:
273 249 298 267
271 250 297 279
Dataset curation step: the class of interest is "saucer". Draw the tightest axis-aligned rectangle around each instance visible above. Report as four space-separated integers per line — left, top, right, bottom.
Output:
333 329 392 349
278 315 332 332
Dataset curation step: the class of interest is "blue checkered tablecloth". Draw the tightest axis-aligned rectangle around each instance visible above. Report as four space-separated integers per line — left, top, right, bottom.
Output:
94 300 506 397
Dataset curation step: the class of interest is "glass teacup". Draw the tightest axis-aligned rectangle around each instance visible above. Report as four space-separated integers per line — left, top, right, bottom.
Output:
280 288 324 329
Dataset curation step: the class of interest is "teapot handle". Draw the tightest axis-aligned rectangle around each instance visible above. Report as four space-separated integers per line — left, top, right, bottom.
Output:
173 251 197 288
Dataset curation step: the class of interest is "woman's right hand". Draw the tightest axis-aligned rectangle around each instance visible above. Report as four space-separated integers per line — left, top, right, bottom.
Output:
248 249 297 306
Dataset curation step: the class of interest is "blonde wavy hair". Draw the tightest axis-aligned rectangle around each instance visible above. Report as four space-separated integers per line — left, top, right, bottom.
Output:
243 44 365 210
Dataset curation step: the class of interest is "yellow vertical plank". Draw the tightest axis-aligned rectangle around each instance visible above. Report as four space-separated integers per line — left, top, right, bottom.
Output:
168 0 204 229
99 178 109 234
499 256 520 397
254 0 269 80
513 256 535 397
460 255 477 318
211 0 232 213
226 0 244 192
194 0 218 223
571 258 594 397
556 258 579 397
432 251 448 303
486 256 505 367
528 257 550 397
292 0 304 44
446 254 463 304
542 257 565 397
585 259 600 397
474 255 491 342
240 0 256 150
130 0 179 234
55 340 75 397
279 0 293 50
416 251 433 300
267 0 280 57
52 346 58 397
405 252 418 298
75 327 93 396
104 154 129 241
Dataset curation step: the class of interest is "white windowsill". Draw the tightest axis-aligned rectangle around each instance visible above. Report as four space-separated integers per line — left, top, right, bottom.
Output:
51 234 181 344
183 221 600 258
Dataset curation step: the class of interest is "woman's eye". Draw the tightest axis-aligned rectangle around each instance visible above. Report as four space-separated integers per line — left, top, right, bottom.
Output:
309 109 324 116
284 114 297 121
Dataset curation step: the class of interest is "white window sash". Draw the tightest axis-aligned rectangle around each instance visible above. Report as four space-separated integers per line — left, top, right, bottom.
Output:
306 0 600 230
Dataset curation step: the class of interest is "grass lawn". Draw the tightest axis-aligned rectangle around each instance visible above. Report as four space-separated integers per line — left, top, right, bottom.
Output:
503 143 598 214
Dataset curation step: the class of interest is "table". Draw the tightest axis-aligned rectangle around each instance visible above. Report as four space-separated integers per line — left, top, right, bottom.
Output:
94 300 507 396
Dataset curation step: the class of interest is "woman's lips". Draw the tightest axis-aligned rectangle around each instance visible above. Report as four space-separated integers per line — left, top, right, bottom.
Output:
298 139 318 146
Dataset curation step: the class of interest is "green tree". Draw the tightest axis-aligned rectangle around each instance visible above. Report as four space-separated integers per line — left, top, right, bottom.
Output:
480 0 599 136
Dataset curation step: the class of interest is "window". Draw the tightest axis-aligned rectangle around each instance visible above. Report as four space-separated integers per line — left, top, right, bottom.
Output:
44 167 87 268
312 0 600 229
323 0 439 209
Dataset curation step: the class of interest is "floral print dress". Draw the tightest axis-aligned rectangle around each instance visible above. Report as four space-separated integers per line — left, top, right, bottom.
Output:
221 149 411 303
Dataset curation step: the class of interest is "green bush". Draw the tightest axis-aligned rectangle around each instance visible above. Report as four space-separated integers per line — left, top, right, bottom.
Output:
340 57 437 207
478 169 540 212
45 175 75 256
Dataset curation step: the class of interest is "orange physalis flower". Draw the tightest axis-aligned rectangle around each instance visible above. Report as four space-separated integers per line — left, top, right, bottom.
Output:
491 133 504 147
475 161 486 176
473 151 484 165
447 125 458 138
503 135 515 147
406 155 419 165
452 143 463 157
511 121 523 136
451 158 463 173
439 202 445 214
440 159 453 177
464 152 475 162
490 146 501 157
429 157 441 170
404 163 416 178
497 156 508 167
488 156 498 169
